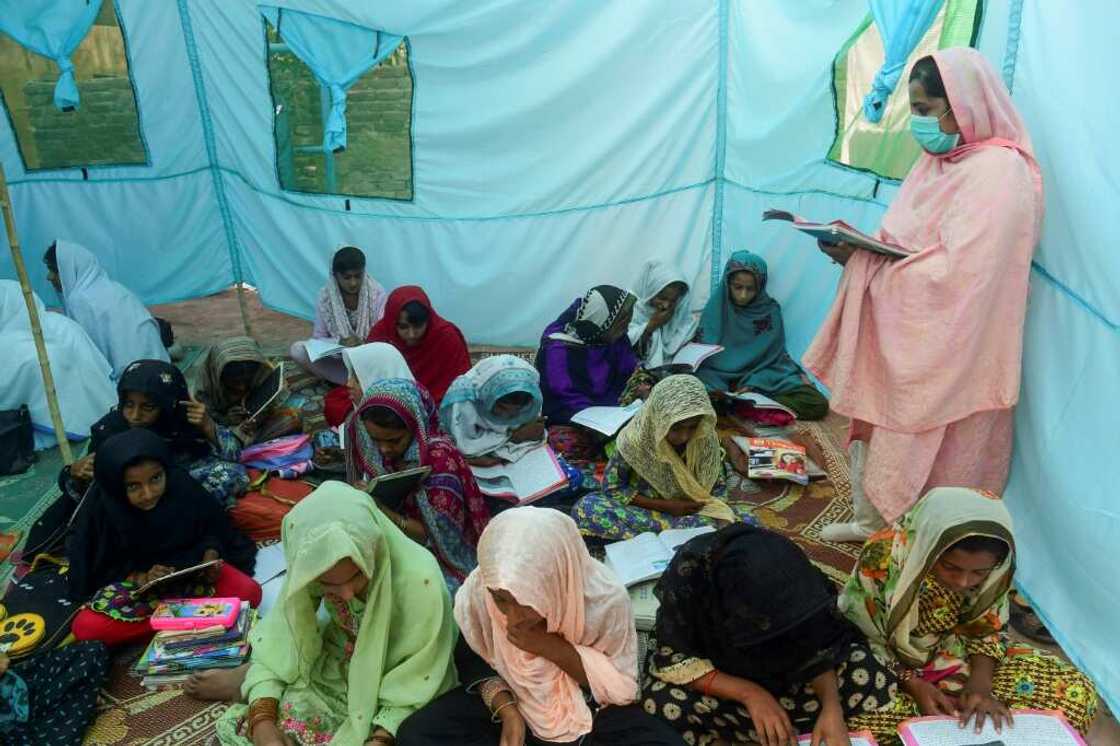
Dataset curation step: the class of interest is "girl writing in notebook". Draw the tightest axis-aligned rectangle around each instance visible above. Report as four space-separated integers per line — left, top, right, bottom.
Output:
67 429 260 648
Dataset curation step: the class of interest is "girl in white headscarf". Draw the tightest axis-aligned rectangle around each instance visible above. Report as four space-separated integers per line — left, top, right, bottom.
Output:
627 260 697 368
0 280 116 449
44 241 168 379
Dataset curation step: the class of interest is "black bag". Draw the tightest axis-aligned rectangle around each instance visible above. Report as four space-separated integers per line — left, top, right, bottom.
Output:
1 556 78 660
155 316 174 348
0 405 35 475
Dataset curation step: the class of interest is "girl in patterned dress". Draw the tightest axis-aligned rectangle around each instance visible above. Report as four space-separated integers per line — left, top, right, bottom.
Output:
840 487 1098 736
642 525 911 746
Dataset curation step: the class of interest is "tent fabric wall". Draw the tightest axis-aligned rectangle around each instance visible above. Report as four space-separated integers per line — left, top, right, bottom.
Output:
0 0 1117 710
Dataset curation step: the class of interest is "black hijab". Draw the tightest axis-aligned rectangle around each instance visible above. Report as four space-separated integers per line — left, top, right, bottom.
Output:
652 524 862 694
66 428 256 601
89 360 211 460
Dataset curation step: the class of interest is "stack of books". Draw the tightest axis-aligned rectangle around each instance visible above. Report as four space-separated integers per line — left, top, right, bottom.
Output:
135 599 256 689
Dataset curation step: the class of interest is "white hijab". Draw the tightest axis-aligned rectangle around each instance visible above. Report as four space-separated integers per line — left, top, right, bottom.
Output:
0 280 116 449
627 260 697 367
55 240 168 378
342 342 413 393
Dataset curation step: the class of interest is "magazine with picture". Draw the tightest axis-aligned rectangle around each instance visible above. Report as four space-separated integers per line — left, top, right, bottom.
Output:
898 710 1086 745
604 526 715 587
731 436 810 486
470 446 568 505
763 209 910 259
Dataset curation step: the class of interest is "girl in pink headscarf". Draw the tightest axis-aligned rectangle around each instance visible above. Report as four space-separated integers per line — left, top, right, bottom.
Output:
396 507 685 746
808 48 1044 542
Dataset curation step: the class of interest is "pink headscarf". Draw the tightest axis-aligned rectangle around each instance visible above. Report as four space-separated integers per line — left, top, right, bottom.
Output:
454 508 638 742
803 47 1043 433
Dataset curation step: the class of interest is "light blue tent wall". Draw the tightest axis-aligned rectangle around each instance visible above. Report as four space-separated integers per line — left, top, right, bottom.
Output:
1 0 1117 709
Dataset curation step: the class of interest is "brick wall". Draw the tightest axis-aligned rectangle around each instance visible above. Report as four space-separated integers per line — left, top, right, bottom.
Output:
24 76 146 170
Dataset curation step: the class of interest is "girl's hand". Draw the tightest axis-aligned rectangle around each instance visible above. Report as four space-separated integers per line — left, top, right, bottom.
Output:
506 619 561 659
661 499 703 517
364 726 395 745
202 550 223 583
0 652 9 676
497 702 527 746
738 683 797 746
250 720 293 746
646 306 674 332
182 396 217 441
70 453 96 482
467 456 504 468
509 418 546 444
341 335 362 348
352 479 370 493
810 700 852 746
722 436 751 476
146 564 176 584
958 689 1012 733
904 678 959 717
818 239 857 266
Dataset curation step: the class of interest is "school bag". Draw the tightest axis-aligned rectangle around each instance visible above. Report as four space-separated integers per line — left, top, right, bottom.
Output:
0 406 35 476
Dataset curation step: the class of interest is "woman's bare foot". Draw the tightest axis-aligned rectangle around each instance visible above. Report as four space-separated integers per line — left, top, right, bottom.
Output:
184 664 249 701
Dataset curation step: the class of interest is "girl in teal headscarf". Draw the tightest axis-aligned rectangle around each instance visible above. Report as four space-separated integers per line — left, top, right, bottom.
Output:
695 251 829 420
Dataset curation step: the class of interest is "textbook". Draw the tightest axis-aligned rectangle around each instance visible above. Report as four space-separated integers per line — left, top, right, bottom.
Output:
136 559 222 595
668 342 724 371
604 526 715 587
763 209 910 259
628 580 660 632
470 446 569 504
570 399 644 436
244 362 285 422
898 710 1086 745
798 732 878 745
364 466 430 513
723 390 797 418
303 338 347 362
731 436 811 486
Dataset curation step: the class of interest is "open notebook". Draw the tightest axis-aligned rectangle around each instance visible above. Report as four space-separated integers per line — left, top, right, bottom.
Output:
668 342 724 371
604 526 715 587
470 446 568 504
570 399 644 436
898 711 1086 745
303 338 347 362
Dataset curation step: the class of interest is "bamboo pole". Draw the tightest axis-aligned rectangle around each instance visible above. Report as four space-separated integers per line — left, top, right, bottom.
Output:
0 163 74 464
236 281 256 339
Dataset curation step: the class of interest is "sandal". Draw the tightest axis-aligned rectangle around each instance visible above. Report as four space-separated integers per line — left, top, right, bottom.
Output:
1009 593 1056 645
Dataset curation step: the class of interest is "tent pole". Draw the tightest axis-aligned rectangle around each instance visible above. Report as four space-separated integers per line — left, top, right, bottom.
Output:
0 164 74 465
236 282 255 339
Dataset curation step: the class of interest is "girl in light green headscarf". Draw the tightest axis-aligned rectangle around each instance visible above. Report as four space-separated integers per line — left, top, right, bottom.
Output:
216 481 458 746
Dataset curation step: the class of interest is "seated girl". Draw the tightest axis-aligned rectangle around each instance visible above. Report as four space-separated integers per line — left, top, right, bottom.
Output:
0 643 110 746
644 524 911 746
44 240 168 378
573 375 754 541
439 355 584 507
290 244 388 385
0 280 116 450
197 336 302 446
60 359 249 507
397 507 685 746
696 251 829 421
840 487 1099 736
627 260 697 368
365 286 471 403
346 378 491 592
215 482 458 746
324 342 416 428
68 428 260 648
536 285 638 461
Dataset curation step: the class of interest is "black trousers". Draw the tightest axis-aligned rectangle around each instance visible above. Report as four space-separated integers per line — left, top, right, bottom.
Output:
396 685 687 746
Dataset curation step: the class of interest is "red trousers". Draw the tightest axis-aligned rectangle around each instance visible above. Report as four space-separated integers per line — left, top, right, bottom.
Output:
71 564 262 647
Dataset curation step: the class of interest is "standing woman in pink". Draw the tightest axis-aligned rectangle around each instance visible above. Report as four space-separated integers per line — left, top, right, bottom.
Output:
807 48 1044 542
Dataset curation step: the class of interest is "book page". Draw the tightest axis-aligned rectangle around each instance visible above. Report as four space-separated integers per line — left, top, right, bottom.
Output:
725 390 795 416
570 399 644 436
670 342 724 371
471 446 567 503
304 338 345 361
245 363 285 421
604 532 672 587
657 525 716 553
798 733 877 745
899 712 1085 746
628 580 661 632
137 559 222 594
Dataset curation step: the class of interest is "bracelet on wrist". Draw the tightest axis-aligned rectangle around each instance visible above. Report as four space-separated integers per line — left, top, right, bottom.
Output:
490 699 518 723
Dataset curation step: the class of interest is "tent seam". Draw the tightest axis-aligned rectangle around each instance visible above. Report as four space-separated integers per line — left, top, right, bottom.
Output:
711 0 730 292
1001 0 1024 92
1030 262 1117 332
176 0 243 284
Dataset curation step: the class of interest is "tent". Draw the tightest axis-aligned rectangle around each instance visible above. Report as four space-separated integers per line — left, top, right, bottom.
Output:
1 0 1116 711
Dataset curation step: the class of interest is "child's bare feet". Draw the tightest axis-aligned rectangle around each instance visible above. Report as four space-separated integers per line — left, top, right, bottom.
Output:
183 664 249 702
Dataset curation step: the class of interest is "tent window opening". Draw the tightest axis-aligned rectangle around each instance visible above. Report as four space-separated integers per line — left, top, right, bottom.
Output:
827 0 982 181
0 0 148 171
264 21 414 201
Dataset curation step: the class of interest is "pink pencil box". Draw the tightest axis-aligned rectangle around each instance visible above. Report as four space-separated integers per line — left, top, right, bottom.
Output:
149 597 241 631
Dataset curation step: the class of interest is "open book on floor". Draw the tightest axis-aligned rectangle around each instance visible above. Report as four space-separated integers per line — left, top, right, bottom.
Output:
604 526 715 587
570 399 644 437
723 390 797 418
470 446 569 505
763 209 910 259
303 338 347 362
898 711 1086 745
363 466 431 513
798 732 878 745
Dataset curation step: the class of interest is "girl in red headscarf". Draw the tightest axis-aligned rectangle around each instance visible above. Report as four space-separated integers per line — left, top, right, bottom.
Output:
366 286 471 403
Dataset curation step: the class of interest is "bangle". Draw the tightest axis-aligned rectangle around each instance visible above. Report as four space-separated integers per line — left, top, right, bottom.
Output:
478 677 514 710
700 670 718 698
490 699 517 723
247 697 279 735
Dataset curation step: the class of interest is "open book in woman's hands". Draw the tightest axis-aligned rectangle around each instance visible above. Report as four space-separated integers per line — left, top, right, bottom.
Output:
762 209 910 259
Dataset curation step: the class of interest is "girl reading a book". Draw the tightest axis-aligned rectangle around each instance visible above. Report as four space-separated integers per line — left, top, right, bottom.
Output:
60 359 249 507
627 260 697 369
695 250 828 421
196 336 302 446
216 482 458 746
324 342 417 427
290 245 389 384
68 428 260 648
807 49 1043 542
346 378 491 593
397 507 685 746
643 524 911 746
572 375 754 541
840 488 1098 736
365 285 471 404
